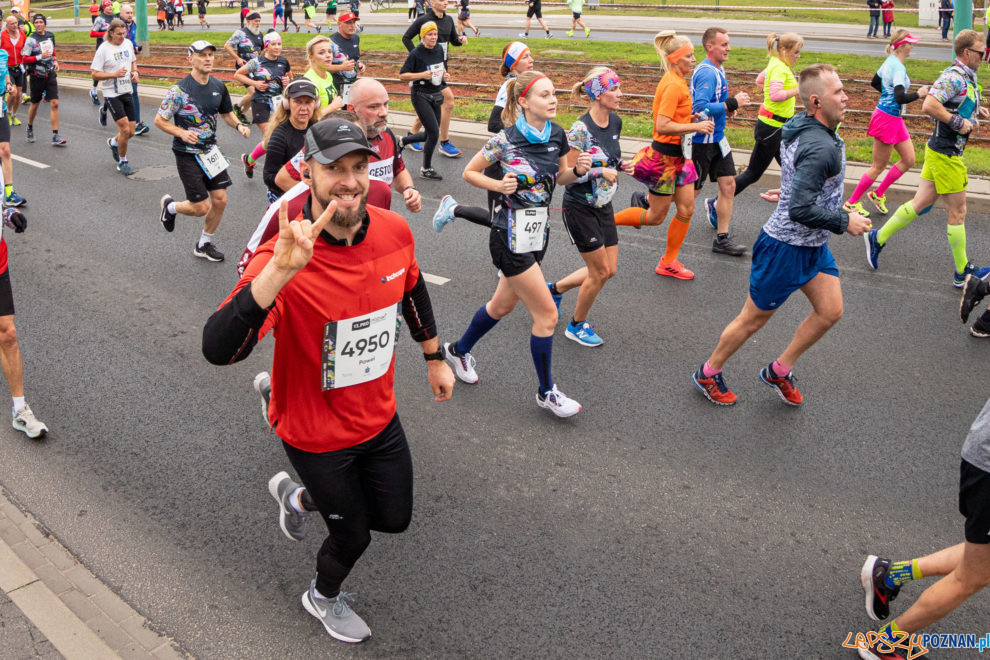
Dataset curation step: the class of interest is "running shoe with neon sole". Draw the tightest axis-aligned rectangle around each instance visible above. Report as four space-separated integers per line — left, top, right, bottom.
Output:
268 470 310 541
584 27 591 37
655 258 694 280
954 263 990 288
433 194 457 233
438 141 462 158
565 320 603 347
860 555 900 621
107 137 119 162
12 404 47 439
404 132 423 152
867 190 888 214
8 115 20 126
864 229 884 270
89 88 100 105
253 371 272 426
705 196 717 229
444 342 478 384
692 366 737 406
547 281 562 312
160 194 176 232
233 106 248 124
536 386 581 417
565 29 574 36
241 153 255 179
301 581 371 644
758 364 803 406
960 274 989 323
843 199 870 217
4 192 25 207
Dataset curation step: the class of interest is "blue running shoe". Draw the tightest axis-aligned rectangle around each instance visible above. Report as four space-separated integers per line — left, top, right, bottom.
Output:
438 141 462 158
565 320 603 347
433 194 457 233
135 121 150 136
547 282 562 312
705 197 717 229
90 88 100 105
404 132 423 152
630 190 648 210
4 192 25 207
865 229 883 270
954 263 990 288
107 137 119 163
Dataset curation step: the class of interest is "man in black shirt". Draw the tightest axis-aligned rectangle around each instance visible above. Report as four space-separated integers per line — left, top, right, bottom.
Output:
155 40 251 263
401 0 466 158
330 12 364 101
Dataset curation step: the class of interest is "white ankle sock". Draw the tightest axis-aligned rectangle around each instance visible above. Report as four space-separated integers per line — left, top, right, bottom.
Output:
12 396 24 416
289 487 307 513
166 202 177 215
198 231 213 248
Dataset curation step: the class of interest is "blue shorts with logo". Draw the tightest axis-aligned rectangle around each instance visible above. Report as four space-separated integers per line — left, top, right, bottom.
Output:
749 230 838 311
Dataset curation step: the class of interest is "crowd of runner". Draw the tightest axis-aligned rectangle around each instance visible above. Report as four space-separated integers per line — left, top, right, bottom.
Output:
0 6 988 657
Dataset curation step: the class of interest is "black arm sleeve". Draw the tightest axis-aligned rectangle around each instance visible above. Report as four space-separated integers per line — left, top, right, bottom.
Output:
401 272 438 343
445 19 462 48
725 96 739 113
401 17 421 51
262 127 290 192
871 73 882 93
788 140 849 234
488 104 504 134
893 84 920 105
202 286 271 365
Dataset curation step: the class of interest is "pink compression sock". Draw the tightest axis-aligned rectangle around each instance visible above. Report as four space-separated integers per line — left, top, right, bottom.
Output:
771 360 791 377
848 174 875 205
249 142 267 162
702 361 721 378
874 165 906 197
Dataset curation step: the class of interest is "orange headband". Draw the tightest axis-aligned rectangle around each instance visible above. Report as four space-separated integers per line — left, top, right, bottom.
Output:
520 74 548 99
668 43 693 63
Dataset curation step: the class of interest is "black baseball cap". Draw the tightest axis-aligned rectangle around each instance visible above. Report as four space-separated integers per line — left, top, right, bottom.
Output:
304 119 374 165
245 11 261 19
285 79 319 100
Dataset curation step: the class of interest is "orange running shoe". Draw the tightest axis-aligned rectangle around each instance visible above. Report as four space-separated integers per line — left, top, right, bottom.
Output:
655 258 694 280
692 366 737 406
758 364 803 406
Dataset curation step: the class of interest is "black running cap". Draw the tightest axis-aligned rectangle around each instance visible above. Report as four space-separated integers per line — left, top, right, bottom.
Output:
245 11 261 19
304 119 374 165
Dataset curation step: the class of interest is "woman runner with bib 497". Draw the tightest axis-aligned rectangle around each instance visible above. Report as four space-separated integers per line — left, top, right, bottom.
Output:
443 70 592 417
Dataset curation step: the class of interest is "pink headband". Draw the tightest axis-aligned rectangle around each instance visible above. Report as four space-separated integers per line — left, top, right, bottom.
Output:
892 34 920 49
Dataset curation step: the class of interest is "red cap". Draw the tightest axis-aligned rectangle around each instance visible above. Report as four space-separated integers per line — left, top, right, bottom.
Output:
338 12 358 22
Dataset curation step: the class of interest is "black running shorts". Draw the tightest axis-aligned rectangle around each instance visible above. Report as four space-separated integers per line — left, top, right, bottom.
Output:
0 269 15 317
0 115 10 144
959 459 990 544
251 97 273 125
174 150 233 204
106 94 136 123
28 73 57 104
692 142 736 190
9 67 23 88
562 199 617 253
489 226 547 277
526 0 542 18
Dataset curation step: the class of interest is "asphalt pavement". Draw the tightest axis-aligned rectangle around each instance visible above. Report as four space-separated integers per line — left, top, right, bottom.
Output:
0 87 987 657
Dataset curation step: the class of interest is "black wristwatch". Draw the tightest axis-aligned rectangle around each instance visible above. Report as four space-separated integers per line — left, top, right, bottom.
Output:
423 348 445 362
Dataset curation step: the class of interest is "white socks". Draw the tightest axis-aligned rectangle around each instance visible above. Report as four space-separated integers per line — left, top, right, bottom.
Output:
12 396 24 416
289 487 307 513
166 202 177 215
198 231 213 248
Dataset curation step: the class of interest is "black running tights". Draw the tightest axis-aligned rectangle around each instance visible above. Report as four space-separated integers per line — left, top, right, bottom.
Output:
734 120 783 196
282 414 413 598
408 91 442 170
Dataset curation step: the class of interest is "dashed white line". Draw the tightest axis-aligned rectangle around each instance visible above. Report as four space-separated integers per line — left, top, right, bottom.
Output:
423 273 450 286
11 155 49 169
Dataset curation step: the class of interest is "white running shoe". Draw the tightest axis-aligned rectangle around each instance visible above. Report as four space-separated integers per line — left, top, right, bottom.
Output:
443 342 478 384
12 404 47 439
536 387 581 418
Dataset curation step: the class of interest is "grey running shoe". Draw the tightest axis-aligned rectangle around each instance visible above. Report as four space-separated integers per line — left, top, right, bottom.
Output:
443 342 478 384
13 404 47 439
253 371 271 427
267 470 309 542
712 233 746 257
107 137 119 162
117 161 133 176
301 581 371 643
51 134 67 147
25 126 34 143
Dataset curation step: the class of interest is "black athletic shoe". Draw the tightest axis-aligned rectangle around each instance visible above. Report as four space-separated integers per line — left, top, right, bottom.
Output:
712 233 746 257
241 153 255 179
860 555 900 621
630 190 648 209
193 241 225 262
159 194 176 232
972 317 990 338
420 167 442 181
960 273 988 324
99 103 108 127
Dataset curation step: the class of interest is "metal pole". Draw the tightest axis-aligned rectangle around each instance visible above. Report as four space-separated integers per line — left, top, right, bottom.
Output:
73 0 80 25
955 0 974 38
136 0 149 56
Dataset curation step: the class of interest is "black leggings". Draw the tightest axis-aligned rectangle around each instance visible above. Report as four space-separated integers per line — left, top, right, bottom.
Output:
408 90 443 170
282 413 413 598
734 119 783 196
284 12 298 28
408 6 416 18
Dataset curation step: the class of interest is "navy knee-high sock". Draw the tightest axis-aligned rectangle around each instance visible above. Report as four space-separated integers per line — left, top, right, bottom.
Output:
454 305 499 355
530 334 554 396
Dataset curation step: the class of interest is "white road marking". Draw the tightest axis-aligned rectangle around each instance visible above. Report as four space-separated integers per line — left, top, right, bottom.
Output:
423 273 450 286
11 155 49 169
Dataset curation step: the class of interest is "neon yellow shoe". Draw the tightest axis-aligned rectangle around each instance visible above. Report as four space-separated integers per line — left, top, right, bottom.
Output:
867 190 888 214
565 29 574 36
584 26 591 37
843 200 870 218
8 115 20 126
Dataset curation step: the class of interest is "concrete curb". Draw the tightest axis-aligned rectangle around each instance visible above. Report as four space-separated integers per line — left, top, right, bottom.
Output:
0 485 188 660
